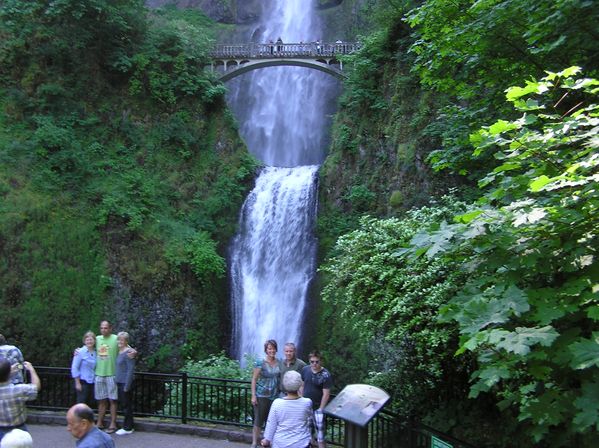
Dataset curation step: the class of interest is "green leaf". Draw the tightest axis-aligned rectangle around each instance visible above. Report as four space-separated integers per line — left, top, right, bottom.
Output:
490 326 558 356
454 209 483 224
573 380 599 431
493 162 521 173
570 334 599 369
488 119 518 135
529 175 553 192
506 81 540 101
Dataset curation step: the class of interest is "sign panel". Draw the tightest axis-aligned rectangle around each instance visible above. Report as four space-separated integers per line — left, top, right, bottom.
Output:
431 436 453 448
324 384 390 427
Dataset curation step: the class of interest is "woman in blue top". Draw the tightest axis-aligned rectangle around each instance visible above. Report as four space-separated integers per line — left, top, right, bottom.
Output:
115 331 135 435
251 339 281 448
71 331 97 407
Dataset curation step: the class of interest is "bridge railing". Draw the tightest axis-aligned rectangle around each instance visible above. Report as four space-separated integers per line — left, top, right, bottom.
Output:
28 367 474 448
210 42 361 59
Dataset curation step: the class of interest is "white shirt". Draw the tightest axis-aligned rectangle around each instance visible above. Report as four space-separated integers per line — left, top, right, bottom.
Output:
263 397 313 448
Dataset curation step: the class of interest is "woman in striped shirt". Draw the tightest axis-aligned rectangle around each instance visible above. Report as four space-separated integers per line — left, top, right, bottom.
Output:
261 370 312 448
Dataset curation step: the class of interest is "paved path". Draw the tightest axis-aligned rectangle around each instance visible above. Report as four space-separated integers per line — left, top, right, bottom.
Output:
28 424 250 448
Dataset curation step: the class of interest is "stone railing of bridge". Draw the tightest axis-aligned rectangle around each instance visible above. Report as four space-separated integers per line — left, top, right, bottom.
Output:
210 41 361 60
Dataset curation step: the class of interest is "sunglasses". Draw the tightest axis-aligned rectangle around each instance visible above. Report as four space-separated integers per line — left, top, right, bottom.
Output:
310 360 320 364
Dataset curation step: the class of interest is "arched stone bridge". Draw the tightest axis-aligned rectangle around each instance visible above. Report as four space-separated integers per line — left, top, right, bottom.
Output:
209 42 361 82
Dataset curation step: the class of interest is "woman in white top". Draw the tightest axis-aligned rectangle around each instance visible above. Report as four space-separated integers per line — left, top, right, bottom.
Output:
261 371 313 448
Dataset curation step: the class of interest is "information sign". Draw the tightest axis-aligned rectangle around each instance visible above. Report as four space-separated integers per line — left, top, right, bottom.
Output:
324 384 390 427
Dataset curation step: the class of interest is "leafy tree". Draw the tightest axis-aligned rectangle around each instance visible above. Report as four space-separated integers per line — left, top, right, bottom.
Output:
320 198 475 422
406 0 599 178
406 68 598 446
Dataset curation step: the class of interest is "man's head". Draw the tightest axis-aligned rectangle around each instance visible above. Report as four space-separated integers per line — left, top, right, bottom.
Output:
284 343 297 362
99 320 112 337
309 350 323 371
0 429 33 448
66 403 95 440
0 358 11 382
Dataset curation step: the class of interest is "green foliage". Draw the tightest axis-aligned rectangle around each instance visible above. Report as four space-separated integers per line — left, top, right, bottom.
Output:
0 0 147 102
320 197 474 419
343 184 376 212
404 69 599 446
129 12 222 107
165 231 225 283
163 353 251 423
0 196 108 365
406 0 599 178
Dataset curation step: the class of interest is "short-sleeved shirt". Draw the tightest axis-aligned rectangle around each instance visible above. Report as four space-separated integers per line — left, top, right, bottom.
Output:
279 358 307 394
0 345 25 384
95 335 118 377
0 382 38 426
76 426 115 448
301 366 333 409
254 358 281 400
71 346 97 384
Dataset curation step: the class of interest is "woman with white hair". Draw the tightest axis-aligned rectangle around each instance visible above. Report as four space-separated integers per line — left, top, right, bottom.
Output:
115 331 135 435
261 370 313 448
0 429 32 448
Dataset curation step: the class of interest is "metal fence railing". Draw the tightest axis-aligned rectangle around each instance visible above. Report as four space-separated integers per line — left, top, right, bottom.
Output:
210 42 361 59
29 367 474 448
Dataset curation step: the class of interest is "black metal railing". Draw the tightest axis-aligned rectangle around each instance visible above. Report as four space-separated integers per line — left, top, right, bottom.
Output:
29 367 474 448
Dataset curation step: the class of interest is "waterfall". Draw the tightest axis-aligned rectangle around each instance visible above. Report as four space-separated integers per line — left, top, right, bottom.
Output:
228 0 340 359
230 166 319 359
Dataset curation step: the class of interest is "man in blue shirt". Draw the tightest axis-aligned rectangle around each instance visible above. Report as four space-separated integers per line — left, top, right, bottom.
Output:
66 404 114 448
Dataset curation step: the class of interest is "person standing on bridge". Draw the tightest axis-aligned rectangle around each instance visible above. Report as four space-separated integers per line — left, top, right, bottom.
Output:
276 37 283 54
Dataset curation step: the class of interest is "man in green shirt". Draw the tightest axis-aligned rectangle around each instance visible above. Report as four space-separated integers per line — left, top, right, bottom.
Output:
94 321 119 433
279 342 306 396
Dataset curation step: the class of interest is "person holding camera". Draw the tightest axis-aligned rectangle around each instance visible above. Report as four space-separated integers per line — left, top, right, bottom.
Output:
0 359 40 441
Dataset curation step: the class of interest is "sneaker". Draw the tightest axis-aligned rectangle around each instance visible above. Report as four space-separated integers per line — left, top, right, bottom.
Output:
115 428 134 435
